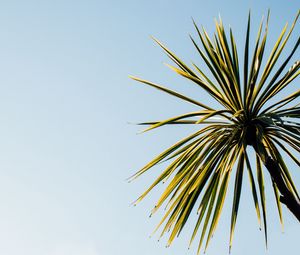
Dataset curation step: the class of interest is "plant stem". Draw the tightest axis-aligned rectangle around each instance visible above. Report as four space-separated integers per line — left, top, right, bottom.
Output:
264 156 300 222
253 143 300 222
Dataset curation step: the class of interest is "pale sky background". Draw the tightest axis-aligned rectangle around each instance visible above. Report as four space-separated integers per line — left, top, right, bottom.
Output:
0 1 299 255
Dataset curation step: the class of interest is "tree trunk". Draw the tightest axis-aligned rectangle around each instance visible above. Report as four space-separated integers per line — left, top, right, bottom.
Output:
246 123 300 221
263 155 300 222
252 142 300 222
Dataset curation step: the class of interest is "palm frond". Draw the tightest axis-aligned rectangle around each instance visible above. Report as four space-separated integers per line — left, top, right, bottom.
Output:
130 10 300 253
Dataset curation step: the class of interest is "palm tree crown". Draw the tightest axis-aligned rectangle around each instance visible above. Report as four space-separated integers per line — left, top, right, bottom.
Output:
130 11 300 253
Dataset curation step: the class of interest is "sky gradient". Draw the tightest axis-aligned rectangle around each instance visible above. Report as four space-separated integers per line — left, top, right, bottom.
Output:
0 1 299 255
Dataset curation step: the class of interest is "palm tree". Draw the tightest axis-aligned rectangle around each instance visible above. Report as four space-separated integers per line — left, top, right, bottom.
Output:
130 10 300 253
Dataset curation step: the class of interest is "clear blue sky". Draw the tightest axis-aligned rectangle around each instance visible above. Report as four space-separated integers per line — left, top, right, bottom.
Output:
0 1 298 255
